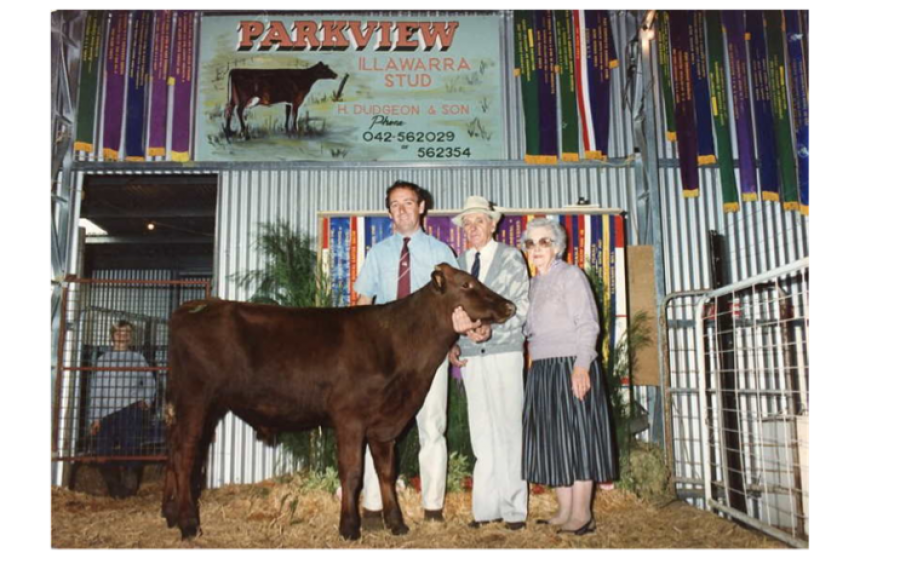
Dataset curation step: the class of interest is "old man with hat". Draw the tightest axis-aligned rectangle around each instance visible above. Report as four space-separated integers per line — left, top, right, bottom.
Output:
449 195 530 530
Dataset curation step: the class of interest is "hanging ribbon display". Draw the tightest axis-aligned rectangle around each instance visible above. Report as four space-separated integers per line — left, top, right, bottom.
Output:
514 11 542 164
575 10 617 161
723 11 758 202
102 11 129 161
171 10 196 162
706 11 739 213
746 11 780 202
555 11 580 161
784 8 811 215
657 8 678 143
148 10 173 158
533 10 559 164
688 11 716 165
74 11 105 154
668 11 700 197
766 10 800 211
125 11 153 162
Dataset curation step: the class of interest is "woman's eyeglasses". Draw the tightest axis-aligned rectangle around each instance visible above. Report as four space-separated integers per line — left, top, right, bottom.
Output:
523 237 555 250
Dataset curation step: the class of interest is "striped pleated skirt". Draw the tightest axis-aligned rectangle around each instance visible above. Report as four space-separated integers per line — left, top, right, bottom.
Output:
522 356 618 487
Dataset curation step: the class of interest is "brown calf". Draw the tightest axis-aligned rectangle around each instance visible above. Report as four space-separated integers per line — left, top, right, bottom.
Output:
161 264 514 540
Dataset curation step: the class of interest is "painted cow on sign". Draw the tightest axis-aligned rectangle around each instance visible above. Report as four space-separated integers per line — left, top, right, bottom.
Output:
224 62 338 139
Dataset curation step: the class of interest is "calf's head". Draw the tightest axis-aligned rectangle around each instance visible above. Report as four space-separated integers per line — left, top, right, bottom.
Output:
430 263 515 324
311 61 338 80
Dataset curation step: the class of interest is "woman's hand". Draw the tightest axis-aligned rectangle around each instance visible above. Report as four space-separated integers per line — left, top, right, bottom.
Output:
571 366 591 401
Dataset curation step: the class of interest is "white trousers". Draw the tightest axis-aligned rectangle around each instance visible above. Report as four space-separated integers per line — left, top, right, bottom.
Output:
462 351 528 522
362 358 449 511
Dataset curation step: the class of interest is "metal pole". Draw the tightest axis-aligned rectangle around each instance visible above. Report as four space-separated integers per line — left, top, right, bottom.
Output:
635 11 672 453
51 10 83 486
694 297 714 509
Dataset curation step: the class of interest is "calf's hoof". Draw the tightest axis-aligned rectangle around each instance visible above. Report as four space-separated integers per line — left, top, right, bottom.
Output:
339 526 361 541
162 502 178 528
178 516 200 540
389 523 409 536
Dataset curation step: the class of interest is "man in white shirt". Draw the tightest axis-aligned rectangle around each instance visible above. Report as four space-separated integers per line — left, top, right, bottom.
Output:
449 195 530 530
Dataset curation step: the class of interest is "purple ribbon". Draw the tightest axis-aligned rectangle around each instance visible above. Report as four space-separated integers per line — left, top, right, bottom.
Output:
149 11 173 158
102 12 129 160
723 11 758 201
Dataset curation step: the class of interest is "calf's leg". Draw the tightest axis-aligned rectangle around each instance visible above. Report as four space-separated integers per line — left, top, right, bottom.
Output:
170 405 210 539
370 439 408 535
335 424 366 540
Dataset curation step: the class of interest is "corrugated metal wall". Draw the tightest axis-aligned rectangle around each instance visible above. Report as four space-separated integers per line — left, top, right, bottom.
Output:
658 168 809 292
215 165 640 298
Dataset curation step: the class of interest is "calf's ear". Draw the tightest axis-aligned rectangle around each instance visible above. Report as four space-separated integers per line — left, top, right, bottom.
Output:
431 269 446 293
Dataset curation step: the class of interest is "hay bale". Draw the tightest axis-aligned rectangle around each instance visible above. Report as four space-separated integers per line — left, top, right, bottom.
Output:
617 441 674 506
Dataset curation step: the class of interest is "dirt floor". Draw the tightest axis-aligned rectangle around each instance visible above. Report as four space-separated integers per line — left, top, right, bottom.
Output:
52 470 787 549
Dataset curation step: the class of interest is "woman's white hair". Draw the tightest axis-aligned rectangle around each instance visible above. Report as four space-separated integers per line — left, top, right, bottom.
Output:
520 218 567 258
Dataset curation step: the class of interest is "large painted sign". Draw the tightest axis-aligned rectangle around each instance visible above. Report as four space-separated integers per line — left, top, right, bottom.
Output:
196 15 505 161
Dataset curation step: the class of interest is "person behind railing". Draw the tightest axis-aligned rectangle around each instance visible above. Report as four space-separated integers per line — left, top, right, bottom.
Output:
88 319 156 498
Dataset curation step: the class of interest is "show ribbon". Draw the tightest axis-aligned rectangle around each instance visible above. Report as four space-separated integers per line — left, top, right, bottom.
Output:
74 11 105 154
102 11 129 161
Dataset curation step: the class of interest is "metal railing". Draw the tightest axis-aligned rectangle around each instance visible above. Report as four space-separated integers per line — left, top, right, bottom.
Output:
52 278 211 464
661 259 809 546
693 258 809 547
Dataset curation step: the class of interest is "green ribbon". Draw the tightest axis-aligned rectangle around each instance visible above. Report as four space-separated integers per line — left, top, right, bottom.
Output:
555 11 580 161
514 11 541 163
657 11 678 142
74 11 105 153
766 10 799 211
706 11 739 213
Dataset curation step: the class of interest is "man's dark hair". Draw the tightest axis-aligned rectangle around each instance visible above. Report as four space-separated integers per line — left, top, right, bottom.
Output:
384 180 429 211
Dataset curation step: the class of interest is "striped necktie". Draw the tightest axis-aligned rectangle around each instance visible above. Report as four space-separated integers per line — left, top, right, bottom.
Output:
471 251 481 280
397 237 411 299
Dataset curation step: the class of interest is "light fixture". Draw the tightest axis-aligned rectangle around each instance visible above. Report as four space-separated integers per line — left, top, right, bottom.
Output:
79 218 107 236
147 221 156 231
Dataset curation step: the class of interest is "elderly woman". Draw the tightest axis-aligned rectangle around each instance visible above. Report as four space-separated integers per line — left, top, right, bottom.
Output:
520 218 616 535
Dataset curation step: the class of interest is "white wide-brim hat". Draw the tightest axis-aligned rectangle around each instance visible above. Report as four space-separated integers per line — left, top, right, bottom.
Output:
452 195 503 226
